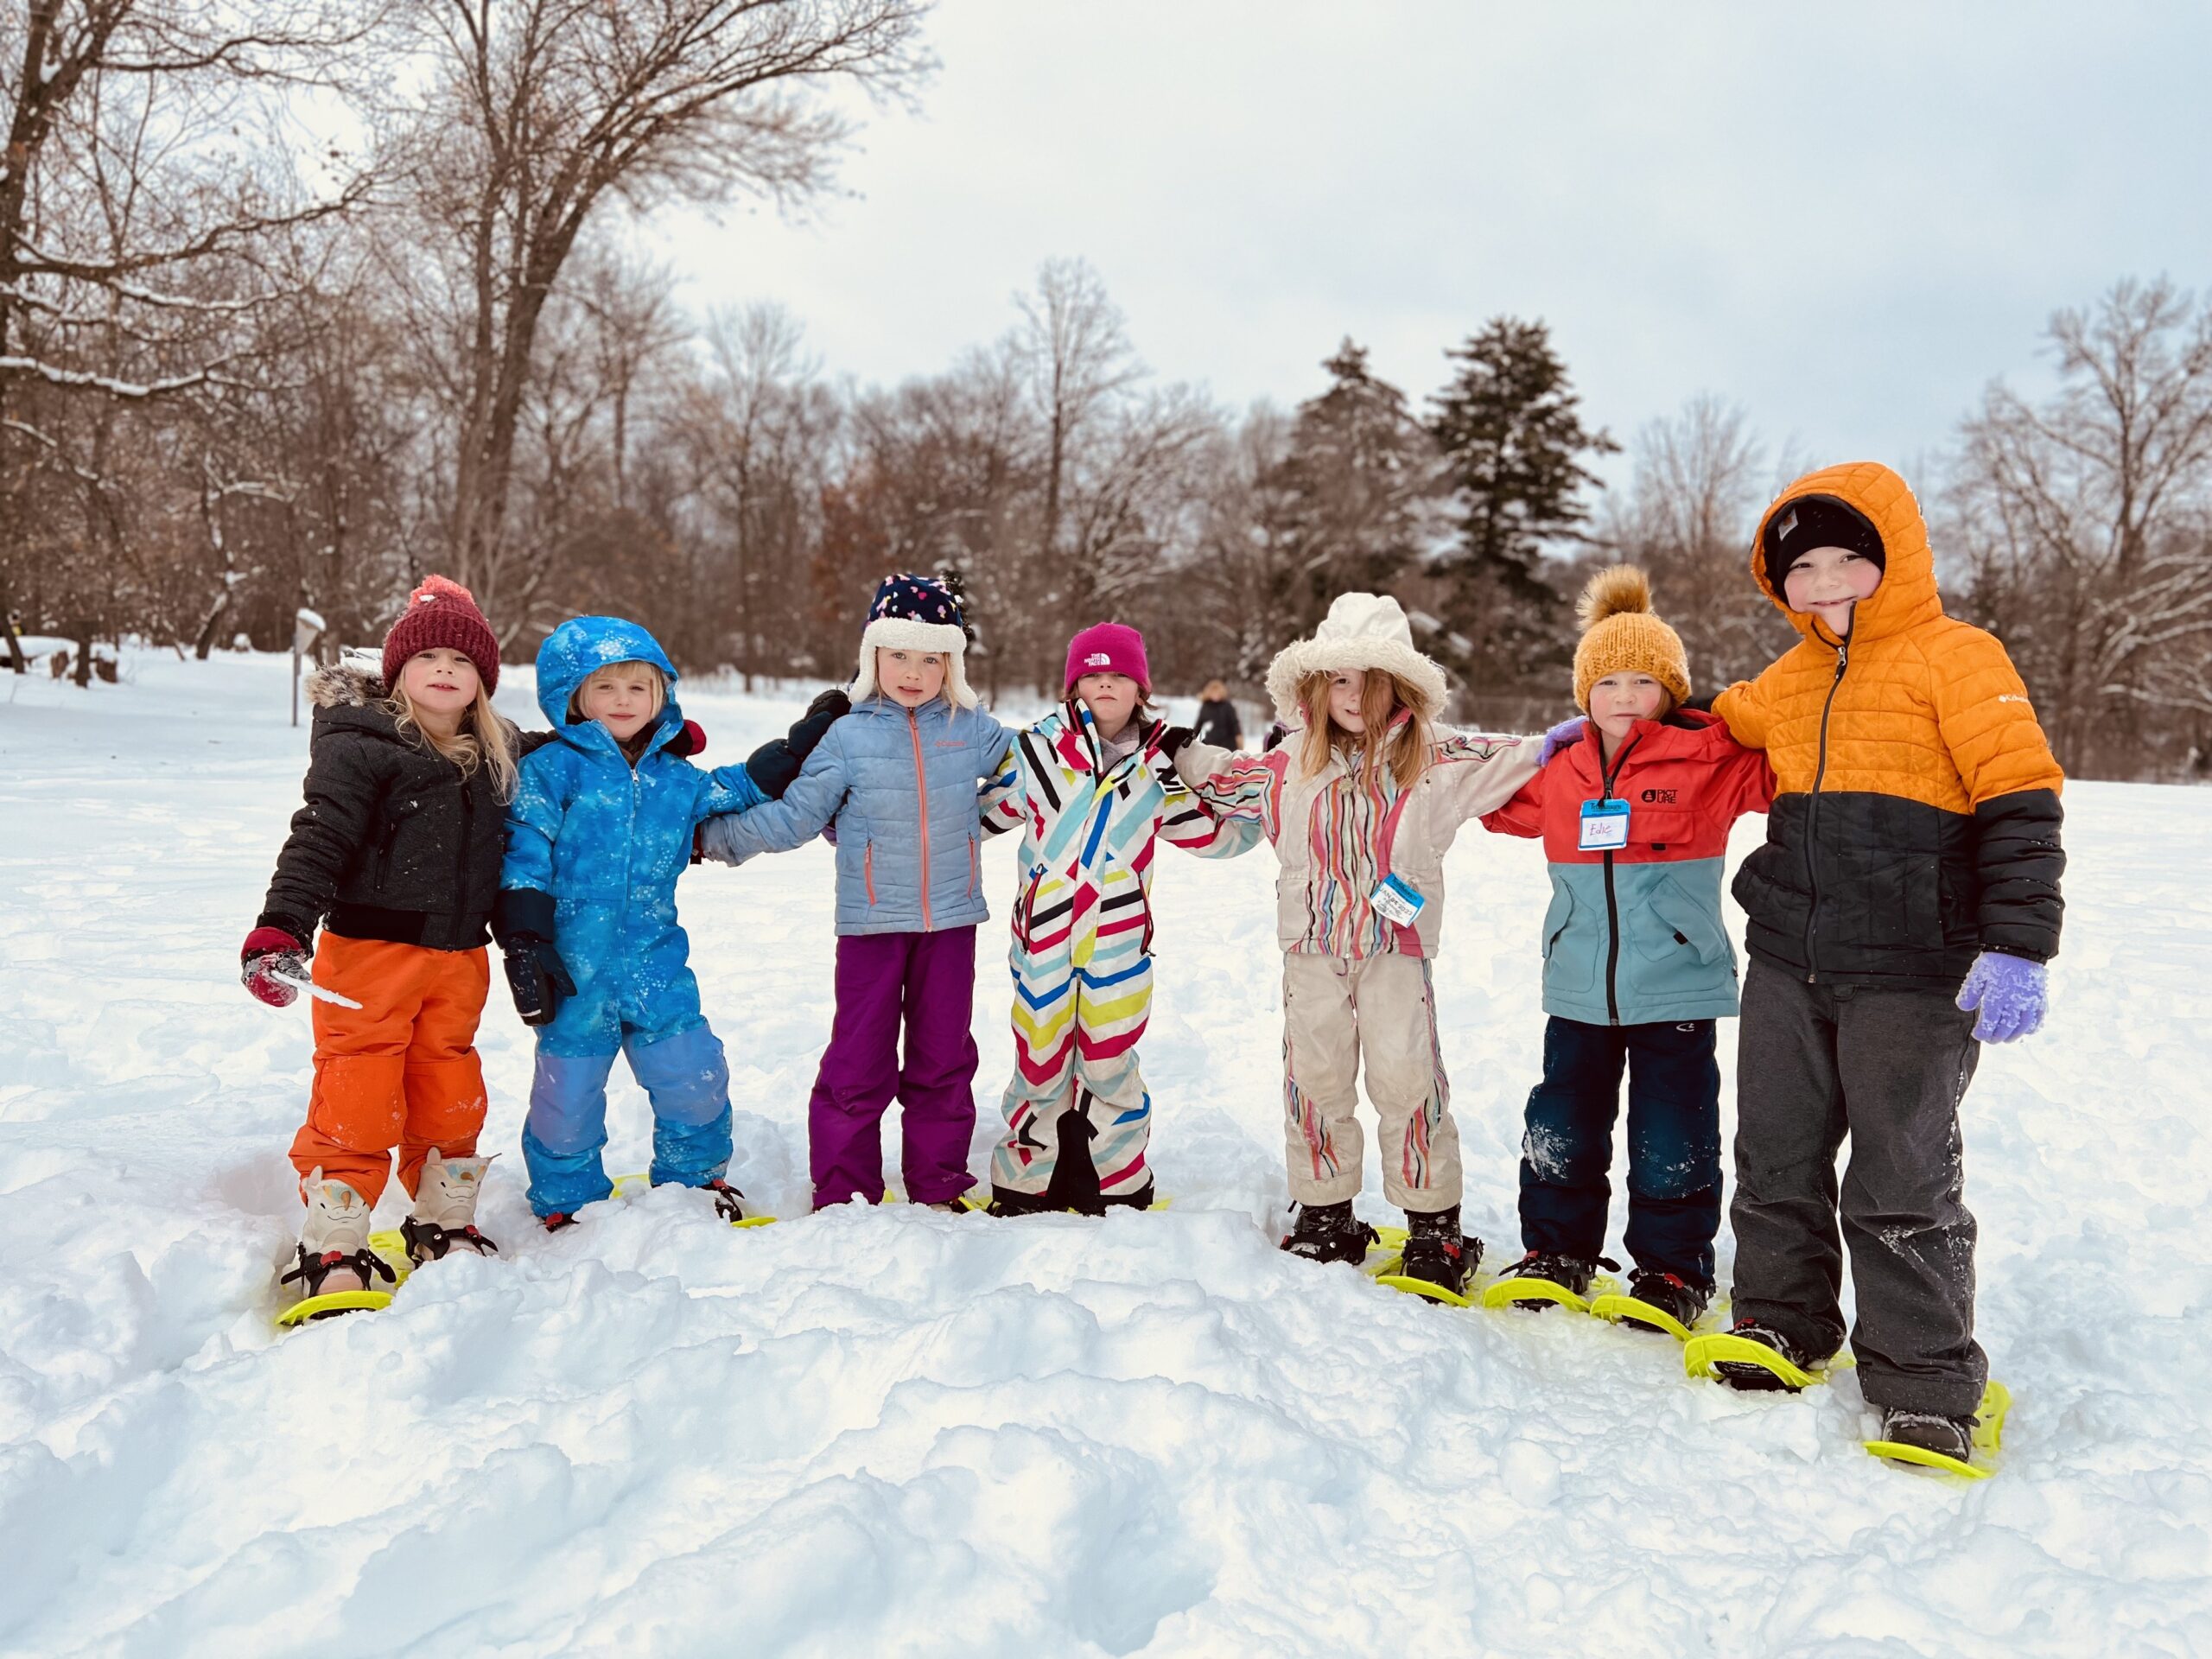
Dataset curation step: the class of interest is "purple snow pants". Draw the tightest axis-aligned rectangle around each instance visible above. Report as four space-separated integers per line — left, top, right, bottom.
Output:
808 925 981 1209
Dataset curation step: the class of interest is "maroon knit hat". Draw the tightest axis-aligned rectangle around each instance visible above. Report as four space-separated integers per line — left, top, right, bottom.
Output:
383 575 499 693
1064 621 1149 696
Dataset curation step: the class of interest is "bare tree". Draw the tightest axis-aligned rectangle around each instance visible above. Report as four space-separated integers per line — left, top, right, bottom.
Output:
0 0 378 670
1950 277 2212 777
1596 392 1795 690
389 0 928 622
1015 257 1138 589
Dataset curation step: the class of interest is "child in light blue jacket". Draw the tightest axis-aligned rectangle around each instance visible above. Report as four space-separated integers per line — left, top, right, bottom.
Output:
498 614 840 1226
699 573 1018 1211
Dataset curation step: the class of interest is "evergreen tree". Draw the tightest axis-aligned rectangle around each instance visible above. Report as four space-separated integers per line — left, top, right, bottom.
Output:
1261 340 1441 634
1427 317 1618 688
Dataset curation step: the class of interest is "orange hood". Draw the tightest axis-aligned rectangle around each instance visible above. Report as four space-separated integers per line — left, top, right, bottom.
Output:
1750 461 1945 646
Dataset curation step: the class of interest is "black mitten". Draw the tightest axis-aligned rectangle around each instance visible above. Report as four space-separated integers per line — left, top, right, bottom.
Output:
1154 725 1195 761
745 689 852 798
504 942 575 1027
493 888 574 1027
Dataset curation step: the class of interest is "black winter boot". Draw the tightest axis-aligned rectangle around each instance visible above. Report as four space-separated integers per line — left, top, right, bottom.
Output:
1396 1205 1481 1298
1280 1199 1378 1266
1622 1267 1709 1333
1495 1249 1611 1308
1877 1408 1974 1464
1714 1318 1820 1391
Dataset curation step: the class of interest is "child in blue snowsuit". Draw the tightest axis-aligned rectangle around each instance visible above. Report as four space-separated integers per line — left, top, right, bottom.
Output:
497 615 836 1226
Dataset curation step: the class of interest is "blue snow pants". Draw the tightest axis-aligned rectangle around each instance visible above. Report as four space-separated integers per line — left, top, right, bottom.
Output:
521 1018 733 1217
1519 1014 1722 1287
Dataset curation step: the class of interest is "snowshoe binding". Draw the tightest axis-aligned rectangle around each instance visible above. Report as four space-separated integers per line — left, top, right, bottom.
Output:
399 1150 498 1266
1591 1268 1712 1340
276 1173 401 1326
1864 1382 2010 1478
1280 1199 1379 1266
1480 1249 1615 1313
1374 1205 1483 1306
1685 1318 1827 1392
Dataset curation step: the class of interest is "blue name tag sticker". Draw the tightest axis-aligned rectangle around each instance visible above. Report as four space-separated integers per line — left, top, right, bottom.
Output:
1579 798 1630 852
1370 873 1427 926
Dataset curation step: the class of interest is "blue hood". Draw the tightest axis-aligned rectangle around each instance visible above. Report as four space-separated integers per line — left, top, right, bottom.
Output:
535 616 683 743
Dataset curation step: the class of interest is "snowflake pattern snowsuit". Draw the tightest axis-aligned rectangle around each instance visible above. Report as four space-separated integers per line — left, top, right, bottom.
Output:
503 617 768 1217
1176 723 1538 1211
982 702 1262 1211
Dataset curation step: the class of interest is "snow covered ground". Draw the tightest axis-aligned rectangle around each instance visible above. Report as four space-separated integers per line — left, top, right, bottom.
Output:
2 647 2208 1658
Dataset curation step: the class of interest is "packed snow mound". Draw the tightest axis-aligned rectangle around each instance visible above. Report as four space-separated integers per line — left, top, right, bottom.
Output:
2 651 2208 1657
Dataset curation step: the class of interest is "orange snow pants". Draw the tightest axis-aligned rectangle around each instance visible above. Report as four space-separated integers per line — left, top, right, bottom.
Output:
287 933 491 1206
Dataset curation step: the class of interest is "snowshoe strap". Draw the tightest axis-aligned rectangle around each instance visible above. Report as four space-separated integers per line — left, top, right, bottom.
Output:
280 1244 397 1295
401 1217 499 1262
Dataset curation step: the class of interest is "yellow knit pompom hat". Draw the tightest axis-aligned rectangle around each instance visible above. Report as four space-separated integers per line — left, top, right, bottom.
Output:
1572 565 1691 712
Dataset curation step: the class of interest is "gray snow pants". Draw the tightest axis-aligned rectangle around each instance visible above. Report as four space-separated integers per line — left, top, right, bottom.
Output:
1730 958 1987 1417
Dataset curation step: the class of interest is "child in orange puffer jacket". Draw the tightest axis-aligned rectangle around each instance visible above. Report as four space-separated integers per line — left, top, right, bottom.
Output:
1699 461 2065 1469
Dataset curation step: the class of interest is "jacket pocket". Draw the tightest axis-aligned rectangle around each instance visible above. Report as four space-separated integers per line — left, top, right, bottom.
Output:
374 794 428 887
968 829 981 899
1539 882 1595 994
1641 881 1728 968
864 837 877 906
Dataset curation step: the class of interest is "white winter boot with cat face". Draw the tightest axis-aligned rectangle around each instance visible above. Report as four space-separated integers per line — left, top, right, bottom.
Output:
401 1149 498 1266
281 1170 397 1306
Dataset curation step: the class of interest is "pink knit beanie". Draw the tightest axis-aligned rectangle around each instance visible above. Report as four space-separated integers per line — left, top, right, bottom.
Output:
1064 621 1149 695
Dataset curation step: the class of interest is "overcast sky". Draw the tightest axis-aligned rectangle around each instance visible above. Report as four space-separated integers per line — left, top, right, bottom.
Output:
639 0 2212 486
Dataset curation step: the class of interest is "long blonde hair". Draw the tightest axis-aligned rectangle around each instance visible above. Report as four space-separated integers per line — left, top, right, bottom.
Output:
387 679 520 800
1296 668 1434 792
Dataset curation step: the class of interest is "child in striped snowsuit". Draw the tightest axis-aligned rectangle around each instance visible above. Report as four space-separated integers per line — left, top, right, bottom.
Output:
983 623 1262 1214
1173 594 1538 1294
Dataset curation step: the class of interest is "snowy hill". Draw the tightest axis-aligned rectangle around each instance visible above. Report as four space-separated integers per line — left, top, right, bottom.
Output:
2 649 2208 1657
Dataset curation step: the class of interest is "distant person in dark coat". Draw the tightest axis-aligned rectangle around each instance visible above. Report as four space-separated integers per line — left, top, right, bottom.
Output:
1193 678 1243 749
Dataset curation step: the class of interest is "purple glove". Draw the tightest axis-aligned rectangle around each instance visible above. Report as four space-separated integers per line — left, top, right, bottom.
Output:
1955 950 2047 1043
1537 716 1587 767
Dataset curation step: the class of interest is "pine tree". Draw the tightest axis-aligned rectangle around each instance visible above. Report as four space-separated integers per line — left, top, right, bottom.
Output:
1427 318 1617 689
1261 340 1440 635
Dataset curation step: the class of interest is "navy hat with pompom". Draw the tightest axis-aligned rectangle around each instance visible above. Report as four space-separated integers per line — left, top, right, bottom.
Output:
851 572 974 708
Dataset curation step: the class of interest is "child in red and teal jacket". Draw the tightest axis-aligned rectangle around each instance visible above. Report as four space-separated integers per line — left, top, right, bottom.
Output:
1482 568 1773 1331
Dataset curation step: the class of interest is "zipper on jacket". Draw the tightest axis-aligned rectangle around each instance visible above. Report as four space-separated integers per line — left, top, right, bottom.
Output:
907 708 932 929
455 778 474 933
1802 639 1850 983
1599 733 1642 1026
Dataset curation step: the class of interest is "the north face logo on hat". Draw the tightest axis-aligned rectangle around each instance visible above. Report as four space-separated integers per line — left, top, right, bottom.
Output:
1084 652 1112 667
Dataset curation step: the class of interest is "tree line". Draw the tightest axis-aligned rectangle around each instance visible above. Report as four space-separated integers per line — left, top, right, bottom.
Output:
7 4 2211 781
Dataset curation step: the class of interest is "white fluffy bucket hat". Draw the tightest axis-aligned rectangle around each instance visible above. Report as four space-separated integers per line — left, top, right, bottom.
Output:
849 571 976 709
1265 592 1449 727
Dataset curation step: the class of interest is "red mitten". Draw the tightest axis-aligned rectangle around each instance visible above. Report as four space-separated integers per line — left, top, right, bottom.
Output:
241 925 309 1007
668 719 707 758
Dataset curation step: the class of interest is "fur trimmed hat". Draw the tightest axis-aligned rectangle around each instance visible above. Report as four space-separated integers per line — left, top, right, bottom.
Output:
1571 565 1690 712
1264 592 1449 726
850 571 975 709
383 575 499 694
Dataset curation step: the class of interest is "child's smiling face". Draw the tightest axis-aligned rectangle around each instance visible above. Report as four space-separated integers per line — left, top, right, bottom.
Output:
1783 543 1884 632
577 661 663 742
1325 670 1368 734
399 648 480 725
877 648 945 708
